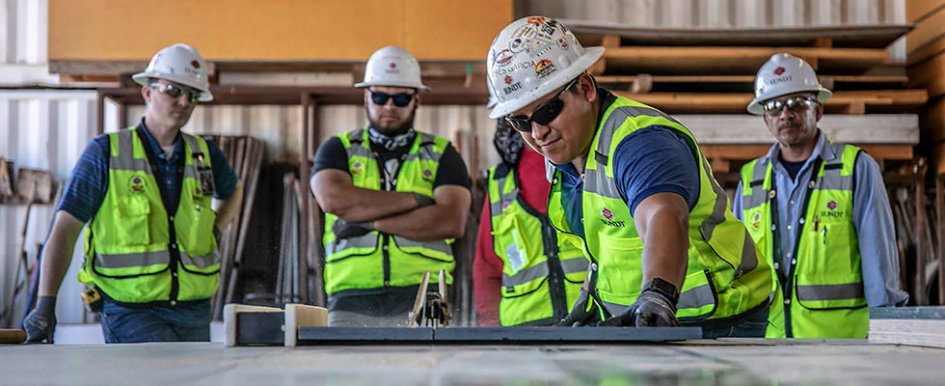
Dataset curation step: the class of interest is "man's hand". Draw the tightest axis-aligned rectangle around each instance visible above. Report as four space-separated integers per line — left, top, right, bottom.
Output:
332 219 375 239
23 296 57 343
556 288 600 327
598 288 678 327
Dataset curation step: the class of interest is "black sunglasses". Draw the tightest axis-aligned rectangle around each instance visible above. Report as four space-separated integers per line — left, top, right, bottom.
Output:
150 82 201 103
370 91 415 107
504 77 580 132
762 96 817 115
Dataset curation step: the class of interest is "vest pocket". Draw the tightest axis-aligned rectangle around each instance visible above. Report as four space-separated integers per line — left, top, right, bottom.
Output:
796 220 866 310
175 201 217 257
594 234 643 306
115 196 151 246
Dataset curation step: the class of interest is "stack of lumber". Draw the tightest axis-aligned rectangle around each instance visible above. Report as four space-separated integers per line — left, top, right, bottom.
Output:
907 1 945 174
567 20 925 174
207 135 265 320
275 173 301 306
870 306 945 349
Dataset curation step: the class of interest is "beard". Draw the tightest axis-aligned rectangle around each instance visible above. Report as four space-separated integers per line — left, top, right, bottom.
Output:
366 105 416 136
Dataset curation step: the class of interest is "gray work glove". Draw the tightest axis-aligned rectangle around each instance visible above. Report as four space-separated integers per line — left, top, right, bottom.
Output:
413 193 435 209
23 296 57 344
332 219 375 239
598 289 678 327
556 287 600 327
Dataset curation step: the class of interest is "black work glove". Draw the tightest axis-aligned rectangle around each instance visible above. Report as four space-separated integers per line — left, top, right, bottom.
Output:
23 296 57 344
598 288 678 327
332 219 375 239
556 288 601 327
413 193 435 209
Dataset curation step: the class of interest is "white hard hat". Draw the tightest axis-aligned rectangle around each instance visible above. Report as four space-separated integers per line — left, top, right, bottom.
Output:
133 43 213 102
354 46 429 90
747 53 831 115
486 80 498 109
486 16 604 119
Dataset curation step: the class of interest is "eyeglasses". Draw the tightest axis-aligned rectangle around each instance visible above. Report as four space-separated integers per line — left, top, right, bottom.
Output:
370 91 415 107
150 82 201 104
504 77 580 132
762 96 817 116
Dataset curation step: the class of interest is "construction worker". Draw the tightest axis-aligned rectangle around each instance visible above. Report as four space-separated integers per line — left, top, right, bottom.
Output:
473 89 588 326
22 43 243 343
734 53 908 338
311 46 471 327
486 16 773 337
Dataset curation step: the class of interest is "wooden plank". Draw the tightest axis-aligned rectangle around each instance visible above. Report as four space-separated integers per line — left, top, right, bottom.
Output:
701 144 913 161
927 98 945 144
614 90 927 114
907 5 945 56
869 307 945 349
602 46 888 75
675 114 919 145
596 75 909 90
907 36 945 66
565 21 911 49
907 0 945 22
909 52 945 98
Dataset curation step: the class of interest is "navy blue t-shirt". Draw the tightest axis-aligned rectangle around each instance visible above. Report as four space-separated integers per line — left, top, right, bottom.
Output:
57 120 239 223
556 91 700 237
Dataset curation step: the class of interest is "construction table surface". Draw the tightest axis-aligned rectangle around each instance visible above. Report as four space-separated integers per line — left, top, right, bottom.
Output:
2 339 944 385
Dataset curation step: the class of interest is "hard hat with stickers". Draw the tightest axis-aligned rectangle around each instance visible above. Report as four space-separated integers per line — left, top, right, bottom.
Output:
747 53 832 115
486 16 604 119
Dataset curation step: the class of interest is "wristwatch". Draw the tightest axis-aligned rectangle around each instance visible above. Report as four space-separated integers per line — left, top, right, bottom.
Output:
643 278 680 304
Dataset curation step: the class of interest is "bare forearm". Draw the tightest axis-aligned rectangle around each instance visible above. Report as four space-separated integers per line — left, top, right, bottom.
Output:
311 171 416 222
212 184 243 229
374 204 468 241
38 212 85 297
640 213 688 289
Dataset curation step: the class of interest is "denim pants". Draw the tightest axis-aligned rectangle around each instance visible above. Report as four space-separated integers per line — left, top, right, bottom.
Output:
698 307 770 339
99 298 212 343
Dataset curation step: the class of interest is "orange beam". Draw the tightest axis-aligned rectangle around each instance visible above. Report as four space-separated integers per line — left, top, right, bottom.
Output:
49 0 512 62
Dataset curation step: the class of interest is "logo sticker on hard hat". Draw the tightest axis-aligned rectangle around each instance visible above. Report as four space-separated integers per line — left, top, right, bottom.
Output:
129 175 146 194
527 16 545 25
191 60 200 69
509 26 537 53
774 66 785 75
556 37 569 50
493 49 514 67
535 59 557 79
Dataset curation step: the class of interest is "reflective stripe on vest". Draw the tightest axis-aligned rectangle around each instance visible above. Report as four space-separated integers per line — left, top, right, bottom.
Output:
739 142 866 338
576 96 773 321
488 164 588 326
79 127 220 303
323 129 455 295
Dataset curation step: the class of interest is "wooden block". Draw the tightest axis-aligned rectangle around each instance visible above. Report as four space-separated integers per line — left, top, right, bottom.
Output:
869 306 945 348
671 114 919 145
908 37 945 65
907 0 945 22
223 304 283 348
909 52 945 98
284 304 327 348
0 329 26 344
615 90 926 114
15 169 54 203
907 6 945 56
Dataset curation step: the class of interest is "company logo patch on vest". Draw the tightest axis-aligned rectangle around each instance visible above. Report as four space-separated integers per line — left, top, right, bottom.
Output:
129 175 146 194
599 207 625 227
820 200 845 218
750 212 762 230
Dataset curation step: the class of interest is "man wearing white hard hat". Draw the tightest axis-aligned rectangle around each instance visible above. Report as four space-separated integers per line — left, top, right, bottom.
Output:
311 46 471 327
23 43 243 343
734 53 907 338
473 83 588 327
486 16 773 337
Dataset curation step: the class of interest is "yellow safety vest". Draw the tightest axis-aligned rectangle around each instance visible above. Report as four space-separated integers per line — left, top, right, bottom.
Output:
487 163 588 326
79 127 220 303
548 96 774 322
323 129 455 295
740 143 866 338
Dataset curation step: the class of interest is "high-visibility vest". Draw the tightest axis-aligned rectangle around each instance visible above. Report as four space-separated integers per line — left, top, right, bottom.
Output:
323 129 455 295
487 163 588 326
548 96 774 322
740 143 866 338
78 127 220 303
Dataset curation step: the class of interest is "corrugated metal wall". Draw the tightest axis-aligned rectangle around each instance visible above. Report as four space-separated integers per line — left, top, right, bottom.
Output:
517 0 907 62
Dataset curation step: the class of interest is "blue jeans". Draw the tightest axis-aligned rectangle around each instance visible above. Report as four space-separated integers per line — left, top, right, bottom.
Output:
99 298 212 343
698 307 769 339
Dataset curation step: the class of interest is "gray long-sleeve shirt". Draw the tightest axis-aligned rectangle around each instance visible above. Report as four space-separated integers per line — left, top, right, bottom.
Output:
733 131 909 307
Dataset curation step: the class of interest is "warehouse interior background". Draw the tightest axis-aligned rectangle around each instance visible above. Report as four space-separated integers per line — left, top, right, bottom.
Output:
0 0 943 340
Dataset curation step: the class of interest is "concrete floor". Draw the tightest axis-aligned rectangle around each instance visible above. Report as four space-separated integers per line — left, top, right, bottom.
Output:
2 339 944 386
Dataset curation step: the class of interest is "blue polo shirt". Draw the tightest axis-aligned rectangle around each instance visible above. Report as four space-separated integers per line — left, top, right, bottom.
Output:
555 90 700 238
57 120 238 223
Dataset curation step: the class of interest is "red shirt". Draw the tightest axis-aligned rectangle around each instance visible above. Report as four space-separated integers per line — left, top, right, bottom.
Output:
473 148 550 326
